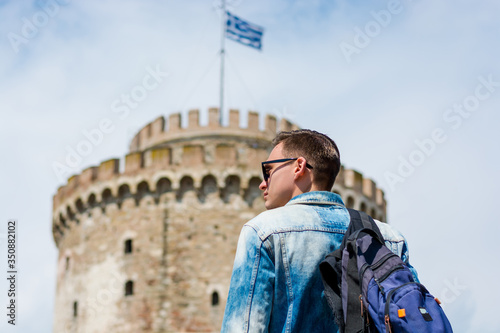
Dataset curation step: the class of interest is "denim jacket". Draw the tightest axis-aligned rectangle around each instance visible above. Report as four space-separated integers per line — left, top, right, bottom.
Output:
221 191 418 333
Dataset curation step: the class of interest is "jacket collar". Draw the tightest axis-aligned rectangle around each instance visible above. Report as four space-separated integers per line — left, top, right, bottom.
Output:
285 191 345 207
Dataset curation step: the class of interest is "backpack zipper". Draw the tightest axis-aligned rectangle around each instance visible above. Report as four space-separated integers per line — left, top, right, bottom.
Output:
359 252 399 284
377 264 405 283
384 282 418 322
384 282 417 333
385 314 392 333
374 265 406 295
371 253 398 271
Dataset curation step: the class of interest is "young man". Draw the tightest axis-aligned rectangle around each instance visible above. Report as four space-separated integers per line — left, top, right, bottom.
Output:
221 130 417 333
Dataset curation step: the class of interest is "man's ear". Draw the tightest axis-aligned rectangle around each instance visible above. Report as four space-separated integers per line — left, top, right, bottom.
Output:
293 157 308 180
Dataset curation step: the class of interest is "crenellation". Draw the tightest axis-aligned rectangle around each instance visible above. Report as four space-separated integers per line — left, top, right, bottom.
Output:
98 158 120 181
169 113 182 132
139 123 152 148
130 133 140 152
128 109 298 153
188 109 200 129
279 118 293 132
53 149 385 229
80 166 98 187
152 116 165 136
265 114 277 134
208 107 220 129
68 175 79 190
229 109 239 128
247 111 259 131
54 186 66 211
335 165 345 190
362 178 376 200
125 152 143 174
59 187 74 211
344 169 363 193
376 188 385 207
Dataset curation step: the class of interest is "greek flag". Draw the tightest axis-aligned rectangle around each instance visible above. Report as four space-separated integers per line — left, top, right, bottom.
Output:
225 11 264 50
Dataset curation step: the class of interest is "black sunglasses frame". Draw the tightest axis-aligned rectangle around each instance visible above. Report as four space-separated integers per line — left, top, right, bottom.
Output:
261 158 313 182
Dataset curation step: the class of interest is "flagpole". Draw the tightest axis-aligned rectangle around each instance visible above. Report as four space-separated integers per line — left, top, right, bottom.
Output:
219 0 226 124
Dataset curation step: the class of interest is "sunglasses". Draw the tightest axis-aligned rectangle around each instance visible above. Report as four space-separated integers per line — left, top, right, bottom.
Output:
261 158 314 182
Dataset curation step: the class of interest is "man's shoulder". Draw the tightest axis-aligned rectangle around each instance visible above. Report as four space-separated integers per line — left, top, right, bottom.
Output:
245 204 312 231
245 201 348 241
374 219 406 243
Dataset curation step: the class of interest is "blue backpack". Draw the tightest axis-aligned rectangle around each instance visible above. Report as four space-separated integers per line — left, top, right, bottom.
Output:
319 209 453 332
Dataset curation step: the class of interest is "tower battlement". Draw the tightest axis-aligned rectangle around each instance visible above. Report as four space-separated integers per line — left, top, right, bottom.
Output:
129 108 298 153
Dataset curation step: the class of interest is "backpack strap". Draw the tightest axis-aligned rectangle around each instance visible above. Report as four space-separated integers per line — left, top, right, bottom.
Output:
320 209 385 332
320 251 346 331
344 233 365 333
345 208 385 245
343 227 385 333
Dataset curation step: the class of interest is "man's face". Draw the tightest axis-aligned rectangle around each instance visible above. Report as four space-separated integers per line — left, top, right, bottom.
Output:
259 143 296 210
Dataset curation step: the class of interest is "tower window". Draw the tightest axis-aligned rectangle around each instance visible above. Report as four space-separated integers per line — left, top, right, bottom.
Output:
65 257 70 271
211 291 219 306
73 301 78 317
125 281 134 296
124 239 133 254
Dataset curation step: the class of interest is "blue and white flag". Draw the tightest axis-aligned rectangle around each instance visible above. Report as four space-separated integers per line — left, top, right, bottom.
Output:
225 11 264 50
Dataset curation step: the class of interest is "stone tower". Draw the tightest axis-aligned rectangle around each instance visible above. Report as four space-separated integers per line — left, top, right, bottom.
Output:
52 108 387 333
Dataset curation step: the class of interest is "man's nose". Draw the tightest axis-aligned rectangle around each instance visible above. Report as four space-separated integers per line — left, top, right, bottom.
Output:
259 179 267 191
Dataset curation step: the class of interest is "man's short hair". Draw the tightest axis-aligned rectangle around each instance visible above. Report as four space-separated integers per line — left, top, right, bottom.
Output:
272 129 341 190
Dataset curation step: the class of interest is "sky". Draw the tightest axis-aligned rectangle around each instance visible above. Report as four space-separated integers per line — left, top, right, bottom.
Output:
1 0 499 332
